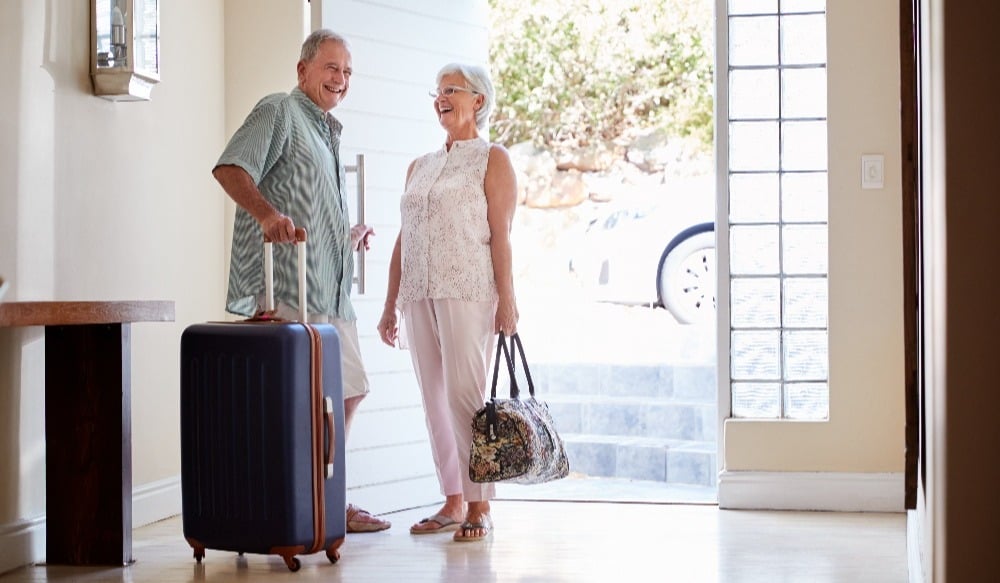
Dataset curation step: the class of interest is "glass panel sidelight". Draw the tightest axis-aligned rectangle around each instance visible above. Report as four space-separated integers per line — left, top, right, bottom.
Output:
730 69 779 119
730 121 780 171
784 382 829 419
733 382 781 418
780 14 826 65
782 68 827 118
783 277 828 328
729 16 779 66
781 172 828 222
731 278 781 327
730 173 780 222
726 1 829 420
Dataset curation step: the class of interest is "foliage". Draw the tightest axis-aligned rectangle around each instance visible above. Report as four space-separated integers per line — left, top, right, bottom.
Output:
488 0 714 155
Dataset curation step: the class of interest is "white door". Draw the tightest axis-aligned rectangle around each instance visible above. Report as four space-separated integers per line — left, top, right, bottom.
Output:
313 0 490 514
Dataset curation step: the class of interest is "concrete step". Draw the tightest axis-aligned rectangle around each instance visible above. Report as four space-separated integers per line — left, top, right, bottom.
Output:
544 394 717 442
521 363 716 402
561 434 717 487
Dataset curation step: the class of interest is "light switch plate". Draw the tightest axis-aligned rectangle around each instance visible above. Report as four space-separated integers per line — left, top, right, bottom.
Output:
862 154 884 189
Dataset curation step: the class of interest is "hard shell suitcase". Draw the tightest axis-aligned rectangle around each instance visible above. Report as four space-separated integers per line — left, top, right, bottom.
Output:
180 230 346 572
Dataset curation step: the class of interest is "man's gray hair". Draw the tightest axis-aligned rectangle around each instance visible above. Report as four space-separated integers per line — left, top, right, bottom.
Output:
300 29 349 62
436 63 495 131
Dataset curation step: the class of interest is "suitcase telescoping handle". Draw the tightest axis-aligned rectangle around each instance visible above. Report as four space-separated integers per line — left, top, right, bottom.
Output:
264 227 308 322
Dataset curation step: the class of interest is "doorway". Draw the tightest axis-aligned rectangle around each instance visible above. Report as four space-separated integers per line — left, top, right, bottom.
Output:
487 0 718 504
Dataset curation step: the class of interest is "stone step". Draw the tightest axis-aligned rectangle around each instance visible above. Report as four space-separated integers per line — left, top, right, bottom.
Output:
517 363 716 402
561 434 717 487
543 394 717 442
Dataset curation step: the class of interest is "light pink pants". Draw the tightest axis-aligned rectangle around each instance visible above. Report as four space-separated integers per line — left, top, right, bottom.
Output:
402 298 497 502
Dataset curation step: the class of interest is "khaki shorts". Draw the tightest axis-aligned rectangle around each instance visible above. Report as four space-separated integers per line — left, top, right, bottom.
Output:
270 302 371 400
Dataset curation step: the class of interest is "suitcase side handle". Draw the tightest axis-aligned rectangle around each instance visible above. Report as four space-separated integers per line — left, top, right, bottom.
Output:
323 396 335 479
263 228 308 322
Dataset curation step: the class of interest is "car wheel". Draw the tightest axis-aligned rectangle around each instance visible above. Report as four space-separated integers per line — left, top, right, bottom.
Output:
656 223 716 324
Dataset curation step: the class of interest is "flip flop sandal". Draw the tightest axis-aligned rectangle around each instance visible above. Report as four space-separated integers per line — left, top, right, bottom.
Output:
453 516 493 542
409 513 461 535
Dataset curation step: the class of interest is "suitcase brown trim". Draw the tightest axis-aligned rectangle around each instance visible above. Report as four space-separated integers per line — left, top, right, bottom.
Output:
302 323 327 555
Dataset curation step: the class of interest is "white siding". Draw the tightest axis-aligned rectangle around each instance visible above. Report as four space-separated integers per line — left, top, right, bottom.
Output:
314 0 490 513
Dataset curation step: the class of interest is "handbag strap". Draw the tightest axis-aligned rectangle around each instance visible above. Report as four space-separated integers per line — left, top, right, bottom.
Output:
490 331 521 400
508 333 536 399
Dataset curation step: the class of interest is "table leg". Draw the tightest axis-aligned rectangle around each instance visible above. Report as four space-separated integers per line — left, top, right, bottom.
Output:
44 323 133 565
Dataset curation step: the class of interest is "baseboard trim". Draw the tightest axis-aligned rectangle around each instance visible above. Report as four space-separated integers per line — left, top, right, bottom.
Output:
132 475 183 528
717 470 905 512
907 509 923 582
0 476 183 574
0 516 44 575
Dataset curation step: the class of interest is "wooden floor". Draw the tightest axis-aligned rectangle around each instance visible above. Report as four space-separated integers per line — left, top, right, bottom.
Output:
0 501 908 582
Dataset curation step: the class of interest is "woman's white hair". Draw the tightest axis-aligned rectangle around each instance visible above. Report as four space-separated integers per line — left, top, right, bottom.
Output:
437 63 495 131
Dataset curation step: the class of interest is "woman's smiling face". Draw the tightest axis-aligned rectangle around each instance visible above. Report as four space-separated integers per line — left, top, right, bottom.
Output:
433 73 482 132
298 39 352 111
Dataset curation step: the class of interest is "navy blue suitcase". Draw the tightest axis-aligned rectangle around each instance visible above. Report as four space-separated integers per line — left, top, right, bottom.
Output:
180 232 346 572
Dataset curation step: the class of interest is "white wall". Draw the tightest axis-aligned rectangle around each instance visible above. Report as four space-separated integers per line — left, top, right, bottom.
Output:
720 0 906 504
0 0 228 572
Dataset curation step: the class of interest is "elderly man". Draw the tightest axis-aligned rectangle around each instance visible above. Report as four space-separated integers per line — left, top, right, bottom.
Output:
212 29 388 533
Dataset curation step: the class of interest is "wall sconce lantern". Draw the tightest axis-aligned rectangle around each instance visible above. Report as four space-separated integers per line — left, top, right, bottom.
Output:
91 0 160 101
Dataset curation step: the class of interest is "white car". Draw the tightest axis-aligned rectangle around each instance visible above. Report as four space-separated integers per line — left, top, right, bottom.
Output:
567 181 716 324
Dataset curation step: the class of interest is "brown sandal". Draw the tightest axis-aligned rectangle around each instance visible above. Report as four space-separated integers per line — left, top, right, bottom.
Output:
346 503 391 533
410 513 461 535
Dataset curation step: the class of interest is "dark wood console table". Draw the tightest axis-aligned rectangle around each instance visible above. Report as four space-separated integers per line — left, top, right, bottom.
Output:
0 301 175 566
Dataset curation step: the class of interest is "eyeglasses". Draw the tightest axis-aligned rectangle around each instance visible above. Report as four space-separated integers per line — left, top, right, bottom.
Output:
428 85 479 99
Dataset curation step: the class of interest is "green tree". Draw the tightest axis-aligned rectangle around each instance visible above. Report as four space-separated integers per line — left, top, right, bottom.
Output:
489 0 713 156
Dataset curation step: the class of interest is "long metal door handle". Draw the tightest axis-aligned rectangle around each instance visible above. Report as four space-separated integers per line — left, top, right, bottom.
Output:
345 153 366 295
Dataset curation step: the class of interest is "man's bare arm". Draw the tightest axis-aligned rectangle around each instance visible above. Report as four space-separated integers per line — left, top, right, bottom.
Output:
213 164 296 242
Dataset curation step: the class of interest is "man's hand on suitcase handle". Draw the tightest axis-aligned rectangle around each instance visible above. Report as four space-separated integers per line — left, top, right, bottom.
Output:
261 213 305 243
262 213 307 244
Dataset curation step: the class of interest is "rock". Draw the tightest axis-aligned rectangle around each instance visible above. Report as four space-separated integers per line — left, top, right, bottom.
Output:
524 169 588 209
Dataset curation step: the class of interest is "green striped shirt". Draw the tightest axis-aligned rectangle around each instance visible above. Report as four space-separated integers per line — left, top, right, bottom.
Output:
217 87 355 320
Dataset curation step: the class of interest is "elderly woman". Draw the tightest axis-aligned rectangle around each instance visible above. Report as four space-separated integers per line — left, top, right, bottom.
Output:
377 63 519 542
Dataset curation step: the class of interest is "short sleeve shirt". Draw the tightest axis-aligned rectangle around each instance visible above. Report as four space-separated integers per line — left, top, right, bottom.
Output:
397 137 497 306
216 87 356 320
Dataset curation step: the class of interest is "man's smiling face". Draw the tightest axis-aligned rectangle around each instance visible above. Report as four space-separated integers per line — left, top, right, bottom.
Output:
298 39 352 111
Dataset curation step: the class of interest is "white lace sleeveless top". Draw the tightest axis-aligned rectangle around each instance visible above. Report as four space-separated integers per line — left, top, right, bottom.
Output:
397 137 497 306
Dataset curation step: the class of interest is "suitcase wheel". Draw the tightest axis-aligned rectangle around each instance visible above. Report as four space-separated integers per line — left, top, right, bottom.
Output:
326 548 340 564
282 556 302 572
193 548 204 563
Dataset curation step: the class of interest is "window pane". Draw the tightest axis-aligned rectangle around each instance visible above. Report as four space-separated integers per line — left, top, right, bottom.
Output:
733 383 780 418
730 15 778 67
782 67 826 119
731 277 780 327
783 330 828 380
730 173 779 223
731 121 779 171
783 277 828 327
731 225 779 275
783 224 827 274
730 69 779 120
730 0 777 15
782 172 828 222
784 382 829 419
732 330 781 379
782 121 827 171
781 0 826 14
781 14 826 65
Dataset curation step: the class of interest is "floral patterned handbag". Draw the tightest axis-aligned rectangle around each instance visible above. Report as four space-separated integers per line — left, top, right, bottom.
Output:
469 332 570 484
